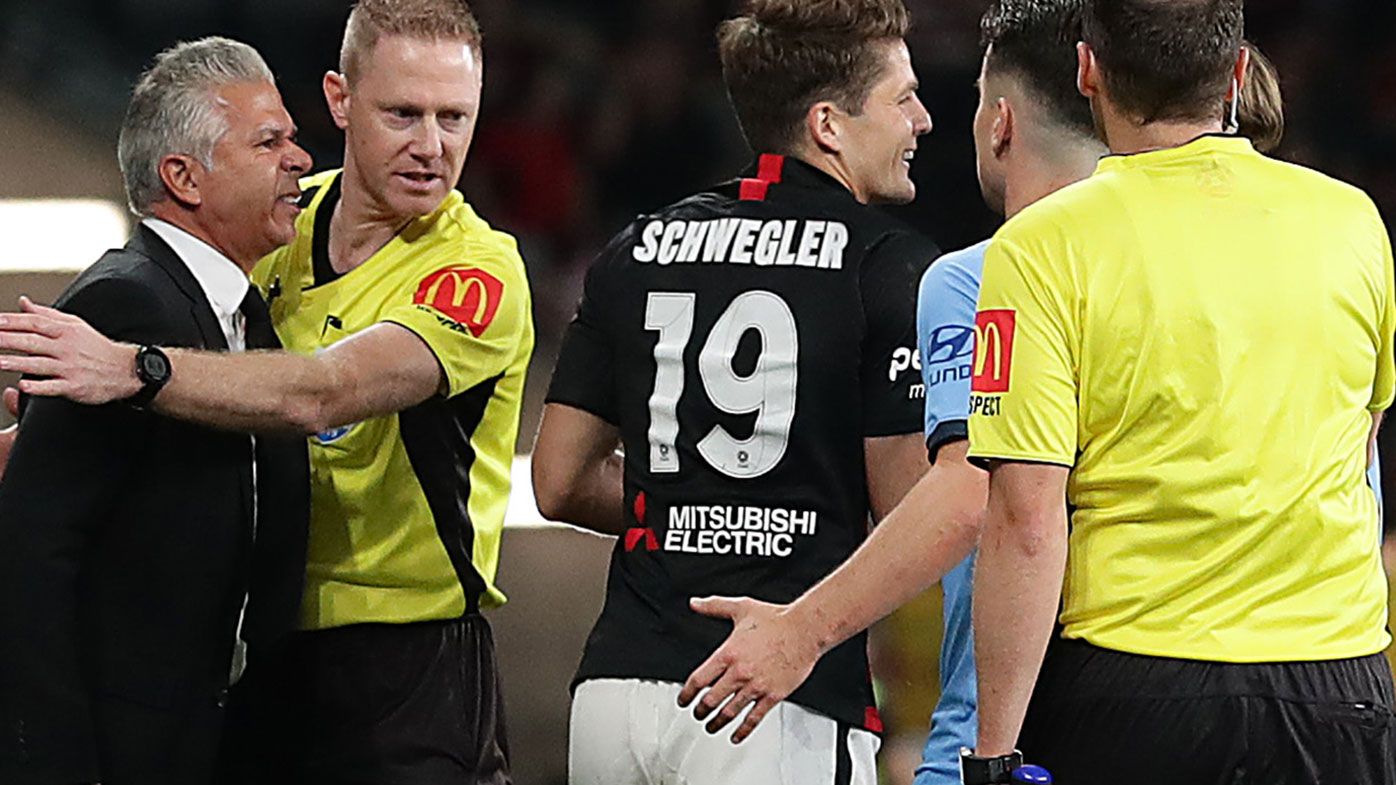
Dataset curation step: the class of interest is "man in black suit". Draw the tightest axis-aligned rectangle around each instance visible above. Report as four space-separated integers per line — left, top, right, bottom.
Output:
0 37 311 785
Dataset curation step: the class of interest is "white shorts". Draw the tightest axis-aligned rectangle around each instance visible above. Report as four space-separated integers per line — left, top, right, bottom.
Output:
569 678 880 785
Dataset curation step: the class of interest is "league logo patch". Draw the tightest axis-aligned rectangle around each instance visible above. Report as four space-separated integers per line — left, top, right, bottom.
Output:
413 266 504 337
312 424 355 444
971 309 1015 393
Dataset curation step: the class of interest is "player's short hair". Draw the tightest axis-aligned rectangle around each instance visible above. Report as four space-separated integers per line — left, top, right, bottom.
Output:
1236 40 1283 154
980 0 1094 138
717 0 911 154
1082 0 1243 124
117 36 274 216
340 0 483 84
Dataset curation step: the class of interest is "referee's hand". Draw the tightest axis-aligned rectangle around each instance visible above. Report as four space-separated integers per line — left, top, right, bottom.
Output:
677 596 821 743
0 297 141 405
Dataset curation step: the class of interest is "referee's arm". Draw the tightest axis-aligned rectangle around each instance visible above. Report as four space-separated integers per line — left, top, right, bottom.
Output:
0 301 448 434
971 460 1069 758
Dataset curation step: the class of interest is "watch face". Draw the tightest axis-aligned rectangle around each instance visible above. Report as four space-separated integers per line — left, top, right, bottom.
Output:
141 351 170 380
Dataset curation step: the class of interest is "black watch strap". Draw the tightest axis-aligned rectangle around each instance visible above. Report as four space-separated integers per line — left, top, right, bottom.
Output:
960 748 1024 785
129 345 171 409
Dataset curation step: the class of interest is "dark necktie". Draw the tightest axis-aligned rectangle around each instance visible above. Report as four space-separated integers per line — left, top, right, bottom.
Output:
239 287 280 350
235 283 309 650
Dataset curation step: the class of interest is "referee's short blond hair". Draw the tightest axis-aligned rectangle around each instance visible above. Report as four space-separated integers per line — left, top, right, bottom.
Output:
340 0 482 84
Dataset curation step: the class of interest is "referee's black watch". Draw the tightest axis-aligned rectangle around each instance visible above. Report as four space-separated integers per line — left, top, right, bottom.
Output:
960 748 1024 785
129 345 171 409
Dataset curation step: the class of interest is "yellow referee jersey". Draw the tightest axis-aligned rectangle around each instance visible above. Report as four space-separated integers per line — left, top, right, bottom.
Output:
968 136 1395 662
252 170 534 630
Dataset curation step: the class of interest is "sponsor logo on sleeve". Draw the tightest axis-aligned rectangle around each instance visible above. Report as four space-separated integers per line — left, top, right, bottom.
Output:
413 266 504 337
971 309 1015 394
924 324 975 390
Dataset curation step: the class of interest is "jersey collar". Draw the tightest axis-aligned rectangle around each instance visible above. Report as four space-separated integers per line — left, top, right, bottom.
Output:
1094 133 1258 175
734 153 858 201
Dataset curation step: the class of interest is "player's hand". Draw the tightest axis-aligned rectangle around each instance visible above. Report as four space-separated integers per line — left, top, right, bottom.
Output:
0 297 141 404
676 596 822 743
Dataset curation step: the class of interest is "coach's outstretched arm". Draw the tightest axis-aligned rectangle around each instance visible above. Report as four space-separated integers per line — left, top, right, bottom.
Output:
971 461 1069 758
678 434 977 742
0 297 451 434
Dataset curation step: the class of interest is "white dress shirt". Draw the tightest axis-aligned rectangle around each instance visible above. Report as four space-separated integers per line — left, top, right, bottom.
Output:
142 218 250 350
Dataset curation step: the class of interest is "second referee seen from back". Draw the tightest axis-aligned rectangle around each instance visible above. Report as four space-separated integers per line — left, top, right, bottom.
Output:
966 1 1396 784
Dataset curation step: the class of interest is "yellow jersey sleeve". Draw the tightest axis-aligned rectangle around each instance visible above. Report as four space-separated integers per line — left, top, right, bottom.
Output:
381 254 529 398
1370 224 1395 412
967 234 1078 467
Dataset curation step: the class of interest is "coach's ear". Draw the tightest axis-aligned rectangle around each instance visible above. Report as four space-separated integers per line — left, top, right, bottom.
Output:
323 70 351 131
157 153 204 209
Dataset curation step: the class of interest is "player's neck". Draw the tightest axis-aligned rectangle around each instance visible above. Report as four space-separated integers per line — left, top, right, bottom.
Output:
794 149 869 204
1096 100 1224 156
1003 143 1102 219
328 166 416 274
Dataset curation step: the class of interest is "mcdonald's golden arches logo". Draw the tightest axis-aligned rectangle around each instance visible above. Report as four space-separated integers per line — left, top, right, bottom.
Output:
971 309 1016 393
413 266 505 337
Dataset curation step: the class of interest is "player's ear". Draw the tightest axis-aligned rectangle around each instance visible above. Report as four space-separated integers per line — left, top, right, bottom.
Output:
323 70 351 131
1077 42 1100 100
806 100 843 155
992 97 1014 159
157 154 204 209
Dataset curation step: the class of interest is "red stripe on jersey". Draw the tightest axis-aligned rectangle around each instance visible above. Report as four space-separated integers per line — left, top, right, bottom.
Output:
739 178 770 201
756 153 785 183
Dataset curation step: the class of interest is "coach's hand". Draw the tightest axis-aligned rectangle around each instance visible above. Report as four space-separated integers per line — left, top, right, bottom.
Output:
0 297 140 404
677 596 822 743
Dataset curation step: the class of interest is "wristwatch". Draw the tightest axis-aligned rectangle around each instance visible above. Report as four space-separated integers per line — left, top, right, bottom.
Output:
960 748 1024 785
129 345 171 409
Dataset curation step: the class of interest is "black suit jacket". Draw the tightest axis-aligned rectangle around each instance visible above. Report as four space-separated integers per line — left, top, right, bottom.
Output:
0 226 309 785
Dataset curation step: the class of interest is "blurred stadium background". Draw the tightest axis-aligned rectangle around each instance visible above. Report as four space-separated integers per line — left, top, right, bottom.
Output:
0 1 1393 783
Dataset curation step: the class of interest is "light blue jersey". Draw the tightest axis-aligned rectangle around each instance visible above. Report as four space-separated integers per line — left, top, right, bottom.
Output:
1370 452 1383 536
913 241 987 785
908 239 1385 785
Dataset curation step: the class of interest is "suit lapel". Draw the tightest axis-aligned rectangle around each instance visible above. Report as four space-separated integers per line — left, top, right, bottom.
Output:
130 225 252 543
128 224 229 352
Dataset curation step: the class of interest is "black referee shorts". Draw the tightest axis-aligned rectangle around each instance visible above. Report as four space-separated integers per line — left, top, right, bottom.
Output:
1019 637 1396 785
219 614 511 785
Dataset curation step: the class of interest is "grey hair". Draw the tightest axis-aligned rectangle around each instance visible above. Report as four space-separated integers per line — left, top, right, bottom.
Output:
117 36 274 215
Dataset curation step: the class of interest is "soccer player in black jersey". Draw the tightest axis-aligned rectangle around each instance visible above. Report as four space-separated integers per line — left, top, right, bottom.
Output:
532 0 936 782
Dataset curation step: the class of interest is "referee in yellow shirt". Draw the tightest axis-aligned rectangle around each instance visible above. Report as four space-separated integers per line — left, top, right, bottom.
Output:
963 1 1396 783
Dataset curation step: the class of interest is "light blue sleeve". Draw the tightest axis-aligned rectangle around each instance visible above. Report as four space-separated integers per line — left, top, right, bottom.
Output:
917 243 986 456
1369 451 1383 536
913 243 988 785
